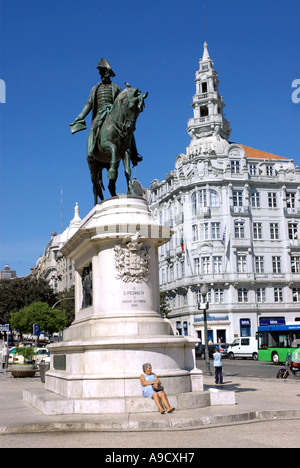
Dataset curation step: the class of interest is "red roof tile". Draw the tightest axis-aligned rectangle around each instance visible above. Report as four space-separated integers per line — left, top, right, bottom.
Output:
237 144 289 160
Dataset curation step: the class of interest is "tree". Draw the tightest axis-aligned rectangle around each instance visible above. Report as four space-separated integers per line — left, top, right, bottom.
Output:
0 277 57 324
10 301 66 335
56 285 75 327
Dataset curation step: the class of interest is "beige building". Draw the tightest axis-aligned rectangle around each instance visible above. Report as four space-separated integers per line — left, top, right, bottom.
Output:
0 264 17 280
31 203 81 293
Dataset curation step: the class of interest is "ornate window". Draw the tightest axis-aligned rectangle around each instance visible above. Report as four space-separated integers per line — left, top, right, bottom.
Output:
210 190 220 207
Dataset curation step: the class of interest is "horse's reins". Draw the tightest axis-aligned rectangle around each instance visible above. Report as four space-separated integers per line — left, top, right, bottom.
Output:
107 114 136 142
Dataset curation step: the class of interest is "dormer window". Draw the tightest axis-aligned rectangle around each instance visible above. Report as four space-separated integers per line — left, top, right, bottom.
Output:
249 164 258 176
231 160 240 174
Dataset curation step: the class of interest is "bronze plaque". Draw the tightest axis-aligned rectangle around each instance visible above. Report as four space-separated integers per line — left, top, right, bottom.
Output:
53 354 66 371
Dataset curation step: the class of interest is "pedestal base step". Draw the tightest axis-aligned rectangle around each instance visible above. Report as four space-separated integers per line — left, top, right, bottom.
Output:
23 387 235 416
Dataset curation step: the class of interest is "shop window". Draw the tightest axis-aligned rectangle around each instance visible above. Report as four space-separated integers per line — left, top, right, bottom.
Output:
240 319 251 337
217 330 227 343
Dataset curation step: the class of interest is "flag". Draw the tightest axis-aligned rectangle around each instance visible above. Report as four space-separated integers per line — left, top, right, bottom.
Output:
221 226 226 246
180 231 184 252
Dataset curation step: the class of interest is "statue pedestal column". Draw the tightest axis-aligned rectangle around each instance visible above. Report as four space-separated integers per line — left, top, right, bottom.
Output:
44 196 202 410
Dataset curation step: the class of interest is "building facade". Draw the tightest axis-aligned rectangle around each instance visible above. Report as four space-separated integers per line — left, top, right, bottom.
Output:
31 203 81 293
31 231 62 292
0 264 17 280
149 43 300 344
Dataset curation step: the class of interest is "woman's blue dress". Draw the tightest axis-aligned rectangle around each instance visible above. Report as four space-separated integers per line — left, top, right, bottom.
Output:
141 373 163 398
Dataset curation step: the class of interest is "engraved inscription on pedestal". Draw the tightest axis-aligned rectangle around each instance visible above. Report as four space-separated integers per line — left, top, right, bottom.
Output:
122 288 147 308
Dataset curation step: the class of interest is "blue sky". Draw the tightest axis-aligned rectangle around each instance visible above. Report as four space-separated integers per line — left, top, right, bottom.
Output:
1 0 300 277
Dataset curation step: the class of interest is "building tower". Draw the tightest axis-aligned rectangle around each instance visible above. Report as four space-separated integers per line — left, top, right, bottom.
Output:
187 42 231 158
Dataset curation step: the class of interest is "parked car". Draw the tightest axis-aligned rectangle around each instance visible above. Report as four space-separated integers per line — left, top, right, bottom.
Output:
33 348 49 366
9 346 27 364
227 337 258 360
8 347 19 364
195 343 229 359
9 345 43 365
219 343 229 357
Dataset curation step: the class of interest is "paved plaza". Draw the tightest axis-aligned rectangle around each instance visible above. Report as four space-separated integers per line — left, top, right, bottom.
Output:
1 370 300 448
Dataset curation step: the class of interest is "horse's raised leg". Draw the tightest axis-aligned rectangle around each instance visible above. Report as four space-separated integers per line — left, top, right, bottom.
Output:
88 158 103 206
88 158 98 205
108 179 116 197
97 169 105 201
108 161 120 197
104 143 118 180
123 151 137 196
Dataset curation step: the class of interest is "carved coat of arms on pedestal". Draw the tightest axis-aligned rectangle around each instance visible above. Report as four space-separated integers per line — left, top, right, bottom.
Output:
114 234 150 283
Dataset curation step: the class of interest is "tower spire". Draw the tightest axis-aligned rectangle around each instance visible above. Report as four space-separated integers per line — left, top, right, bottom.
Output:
186 43 231 157
202 41 210 61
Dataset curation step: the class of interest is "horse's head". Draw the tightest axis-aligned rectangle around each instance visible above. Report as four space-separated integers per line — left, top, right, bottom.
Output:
122 87 148 116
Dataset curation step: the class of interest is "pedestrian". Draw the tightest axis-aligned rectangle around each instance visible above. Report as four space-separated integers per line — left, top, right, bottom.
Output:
213 346 223 384
1 345 8 370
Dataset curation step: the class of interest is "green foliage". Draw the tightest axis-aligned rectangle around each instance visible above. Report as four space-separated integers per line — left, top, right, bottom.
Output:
10 301 66 335
56 285 75 327
16 346 35 361
0 277 57 324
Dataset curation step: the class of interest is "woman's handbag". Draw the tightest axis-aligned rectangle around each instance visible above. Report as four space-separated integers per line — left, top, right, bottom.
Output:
153 383 164 392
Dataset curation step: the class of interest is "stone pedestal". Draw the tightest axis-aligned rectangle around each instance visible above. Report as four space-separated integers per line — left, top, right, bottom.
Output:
44 196 202 412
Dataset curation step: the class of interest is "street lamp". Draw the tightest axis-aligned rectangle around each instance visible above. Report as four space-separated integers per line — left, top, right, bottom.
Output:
198 284 213 376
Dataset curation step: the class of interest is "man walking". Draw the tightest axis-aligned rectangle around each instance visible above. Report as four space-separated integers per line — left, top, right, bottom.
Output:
1 345 8 370
213 346 223 384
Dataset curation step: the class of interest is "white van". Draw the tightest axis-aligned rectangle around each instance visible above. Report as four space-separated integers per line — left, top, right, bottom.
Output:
227 337 258 360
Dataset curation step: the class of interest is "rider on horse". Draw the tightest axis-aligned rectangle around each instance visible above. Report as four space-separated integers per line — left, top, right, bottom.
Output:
70 58 142 167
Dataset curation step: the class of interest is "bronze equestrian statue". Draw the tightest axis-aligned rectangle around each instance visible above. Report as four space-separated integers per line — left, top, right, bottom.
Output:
70 58 147 204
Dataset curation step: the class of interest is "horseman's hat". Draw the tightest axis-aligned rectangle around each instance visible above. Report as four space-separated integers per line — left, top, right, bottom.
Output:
97 58 116 77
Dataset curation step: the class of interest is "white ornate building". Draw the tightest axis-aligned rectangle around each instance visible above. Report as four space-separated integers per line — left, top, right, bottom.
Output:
31 203 81 293
149 43 300 343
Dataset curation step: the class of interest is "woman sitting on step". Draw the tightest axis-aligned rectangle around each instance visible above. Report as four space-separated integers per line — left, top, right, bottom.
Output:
140 363 175 414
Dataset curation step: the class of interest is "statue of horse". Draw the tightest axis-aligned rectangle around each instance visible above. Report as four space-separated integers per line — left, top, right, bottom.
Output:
88 87 148 205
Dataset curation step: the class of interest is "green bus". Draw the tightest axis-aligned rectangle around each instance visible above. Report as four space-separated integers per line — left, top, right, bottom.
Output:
257 322 300 364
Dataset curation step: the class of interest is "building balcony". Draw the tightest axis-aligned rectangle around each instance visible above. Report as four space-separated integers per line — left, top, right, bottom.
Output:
187 114 225 131
174 213 184 225
163 219 174 228
194 207 211 218
289 239 300 249
284 207 300 217
165 249 175 260
231 237 251 249
230 206 250 216
192 93 208 102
